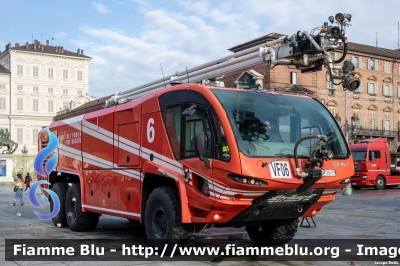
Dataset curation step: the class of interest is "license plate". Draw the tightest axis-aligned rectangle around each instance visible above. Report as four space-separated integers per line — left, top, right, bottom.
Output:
323 170 336 176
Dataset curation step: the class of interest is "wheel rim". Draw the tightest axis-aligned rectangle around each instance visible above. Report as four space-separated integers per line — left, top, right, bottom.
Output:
377 178 383 187
153 207 167 237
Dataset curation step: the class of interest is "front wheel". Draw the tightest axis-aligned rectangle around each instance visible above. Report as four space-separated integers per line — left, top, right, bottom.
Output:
145 187 189 248
65 183 99 231
246 218 299 245
374 176 386 190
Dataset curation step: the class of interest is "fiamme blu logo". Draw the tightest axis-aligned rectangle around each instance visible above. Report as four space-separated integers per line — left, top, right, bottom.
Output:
29 129 60 220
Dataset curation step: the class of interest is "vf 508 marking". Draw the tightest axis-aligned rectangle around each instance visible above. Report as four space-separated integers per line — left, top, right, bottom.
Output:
269 162 292 178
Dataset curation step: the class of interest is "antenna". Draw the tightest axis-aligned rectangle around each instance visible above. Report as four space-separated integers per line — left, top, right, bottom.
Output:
160 63 166 88
186 67 189 83
376 32 378 47
398 22 399 49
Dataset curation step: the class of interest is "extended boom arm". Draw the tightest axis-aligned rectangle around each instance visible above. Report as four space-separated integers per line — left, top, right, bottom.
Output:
105 12 359 107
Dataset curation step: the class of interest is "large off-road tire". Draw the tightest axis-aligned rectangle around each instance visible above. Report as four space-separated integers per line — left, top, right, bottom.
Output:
145 186 189 248
246 218 299 245
50 182 69 227
352 186 362 190
374 176 386 190
65 183 99 231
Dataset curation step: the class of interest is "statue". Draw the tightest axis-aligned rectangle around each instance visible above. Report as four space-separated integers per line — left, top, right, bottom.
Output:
0 128 18 154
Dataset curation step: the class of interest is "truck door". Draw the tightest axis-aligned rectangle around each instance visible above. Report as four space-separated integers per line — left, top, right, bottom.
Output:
164 104 216 211
368 150 381 176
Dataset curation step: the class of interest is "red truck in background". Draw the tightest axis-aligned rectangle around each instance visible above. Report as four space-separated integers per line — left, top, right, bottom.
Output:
350 138 400 190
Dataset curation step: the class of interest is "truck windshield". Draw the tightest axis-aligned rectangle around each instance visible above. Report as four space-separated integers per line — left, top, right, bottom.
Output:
211 89 349 158
351 150 367 161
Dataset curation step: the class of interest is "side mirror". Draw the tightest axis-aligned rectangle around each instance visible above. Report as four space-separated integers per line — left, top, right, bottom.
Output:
194 133 210 167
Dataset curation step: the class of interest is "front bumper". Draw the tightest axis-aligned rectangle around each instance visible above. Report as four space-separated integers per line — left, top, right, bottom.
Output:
229 189 324 222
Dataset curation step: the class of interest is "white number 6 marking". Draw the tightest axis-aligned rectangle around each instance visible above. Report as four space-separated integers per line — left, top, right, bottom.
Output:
147 118 155 143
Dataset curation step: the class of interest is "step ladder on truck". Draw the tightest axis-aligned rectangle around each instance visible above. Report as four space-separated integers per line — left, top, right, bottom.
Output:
37 13 358 247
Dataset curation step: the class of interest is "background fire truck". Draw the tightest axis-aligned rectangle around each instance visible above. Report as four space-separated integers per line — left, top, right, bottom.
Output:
38 13 358 247
350 138 400 190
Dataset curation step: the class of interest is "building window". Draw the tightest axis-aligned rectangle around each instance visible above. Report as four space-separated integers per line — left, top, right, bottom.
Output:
77 71 83 81
48 100 54 112
77 89 82 96
384 61 390 73
17 65 23 75
33 129 39 144
290 72 297 84
33 66 39 77
383 84 392 102
33 99 39 112
48 88 54 93
33 86 39 92
368 59 378 71
63 88 68 94
383 118 390 134
0 98 5 110
328 89 335 96
0 84 5 90
326 77 338 90
63 101 69 109
328 107 335 115
368 82 378 100
25 129 30 143
63 69 68 80
17 98 23 111
352 55 362 68
369 112 376 130
48 68 53 78
17 85 23 91
17 128 23 143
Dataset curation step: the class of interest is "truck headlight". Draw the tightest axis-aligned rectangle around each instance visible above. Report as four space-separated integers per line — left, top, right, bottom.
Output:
228 174 268 186
362 175 368 179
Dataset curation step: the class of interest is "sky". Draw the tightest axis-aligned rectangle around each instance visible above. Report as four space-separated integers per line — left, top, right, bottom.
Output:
1 0 400 99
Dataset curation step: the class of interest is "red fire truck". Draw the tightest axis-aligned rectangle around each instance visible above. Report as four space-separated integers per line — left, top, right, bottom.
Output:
38 13 358 246
350 138 400 190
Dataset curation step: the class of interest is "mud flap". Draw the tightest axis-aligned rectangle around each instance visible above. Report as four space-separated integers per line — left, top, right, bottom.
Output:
229 189 324 222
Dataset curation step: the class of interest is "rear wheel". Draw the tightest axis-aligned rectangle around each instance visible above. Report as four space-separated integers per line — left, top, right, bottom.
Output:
145 186 189 248
65 183 99 231
50 182 69 227
374 176 386 190
245 218 299 245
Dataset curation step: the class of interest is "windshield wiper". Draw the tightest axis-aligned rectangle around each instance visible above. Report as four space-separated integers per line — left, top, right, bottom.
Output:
261 154 293 167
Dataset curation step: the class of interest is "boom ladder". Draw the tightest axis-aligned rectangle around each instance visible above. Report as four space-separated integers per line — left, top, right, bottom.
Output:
105 12 359 107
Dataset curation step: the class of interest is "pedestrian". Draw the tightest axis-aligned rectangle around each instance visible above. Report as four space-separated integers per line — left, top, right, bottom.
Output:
11 174 25 206
24 173 31 191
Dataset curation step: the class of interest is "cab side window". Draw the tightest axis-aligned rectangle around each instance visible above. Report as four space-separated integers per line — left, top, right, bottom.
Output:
211 112 230 161
165 105 214 160
184 108 213 158
165 106 182 159
369 150 381 160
